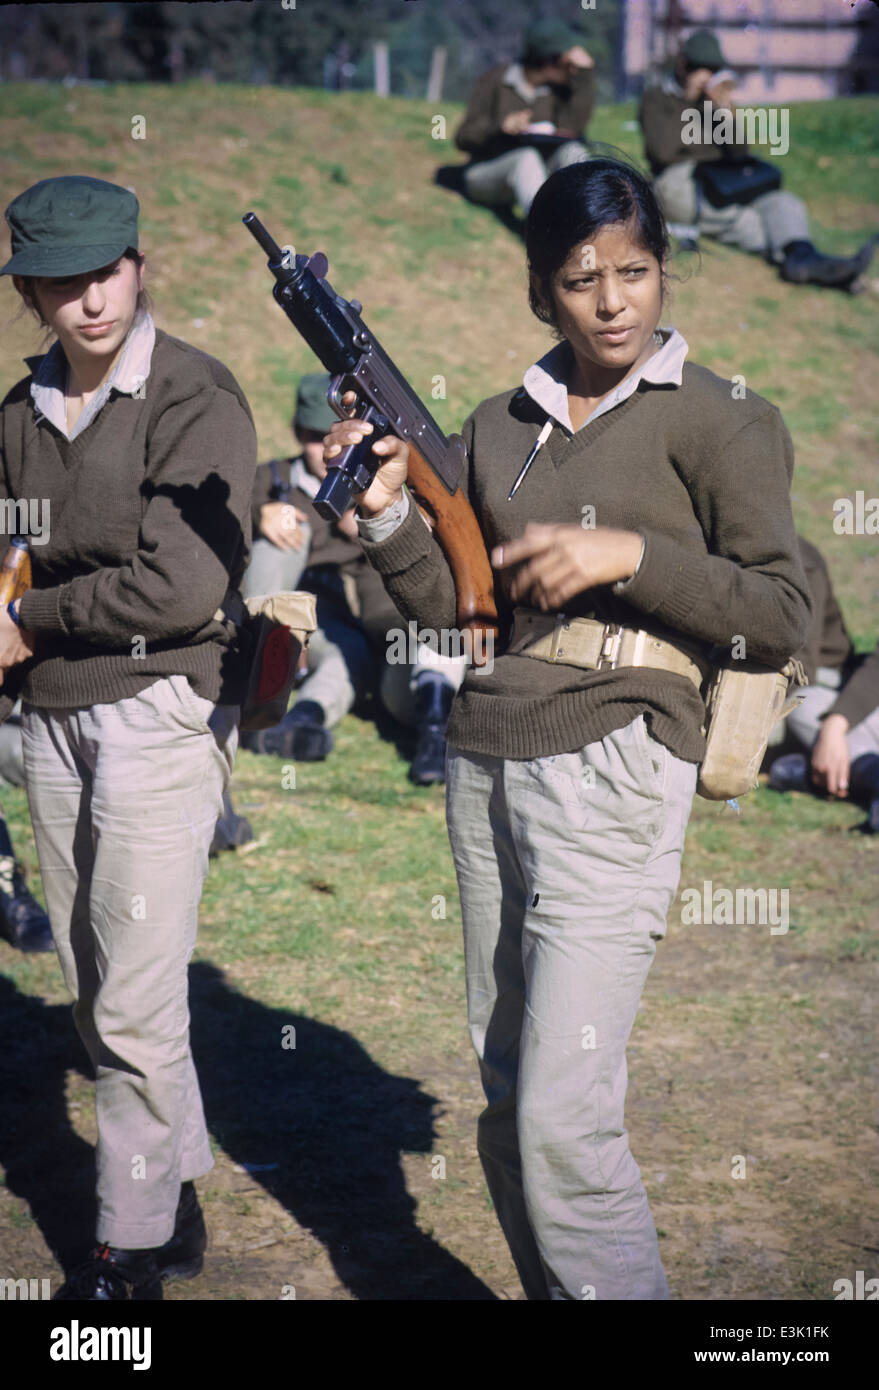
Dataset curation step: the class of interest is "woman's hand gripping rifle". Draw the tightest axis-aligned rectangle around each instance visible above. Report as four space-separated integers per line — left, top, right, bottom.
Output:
243 212 499 660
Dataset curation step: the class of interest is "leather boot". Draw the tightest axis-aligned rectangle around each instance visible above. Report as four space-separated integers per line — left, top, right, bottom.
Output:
0 816 53 953
410 675 455 786
767 752 810 793
849 753 879 833
54 1244 164 1301
260 699 333 761
154 1181 207 1282
780 237 875 291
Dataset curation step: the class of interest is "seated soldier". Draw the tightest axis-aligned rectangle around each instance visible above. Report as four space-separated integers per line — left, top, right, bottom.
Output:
241 374 464 785
766 536 879 831
639 28 874 289
454 19 595 219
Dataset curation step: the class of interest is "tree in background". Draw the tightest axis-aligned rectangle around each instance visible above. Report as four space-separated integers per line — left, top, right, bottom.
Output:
412 0 621 103
0 0 621 99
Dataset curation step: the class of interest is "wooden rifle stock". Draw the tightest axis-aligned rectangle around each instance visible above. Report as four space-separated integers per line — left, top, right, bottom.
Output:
405 444 499 661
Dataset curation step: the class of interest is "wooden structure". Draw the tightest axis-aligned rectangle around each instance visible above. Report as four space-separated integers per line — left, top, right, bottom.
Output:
621 0 879 101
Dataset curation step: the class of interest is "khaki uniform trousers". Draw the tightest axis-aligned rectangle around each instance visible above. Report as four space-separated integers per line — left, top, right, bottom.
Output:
767 665 879 760
21 674 237 1249
464 140 591 217
445 713 696 1299
654 159 809 261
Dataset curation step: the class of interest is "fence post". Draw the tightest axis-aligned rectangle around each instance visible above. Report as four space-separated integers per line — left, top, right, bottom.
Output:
374 40 389 96
427 45 446 102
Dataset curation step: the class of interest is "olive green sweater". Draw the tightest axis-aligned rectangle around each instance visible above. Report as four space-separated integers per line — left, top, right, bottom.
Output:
796 536 879 731
639 76 750 176
455 62 595 163
0 328 257 720
358 353 812 763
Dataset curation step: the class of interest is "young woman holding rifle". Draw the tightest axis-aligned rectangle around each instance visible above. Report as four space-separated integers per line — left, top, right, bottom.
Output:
324 158 811 1299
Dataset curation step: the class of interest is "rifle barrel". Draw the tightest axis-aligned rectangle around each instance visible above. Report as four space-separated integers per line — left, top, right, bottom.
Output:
242 212 285 266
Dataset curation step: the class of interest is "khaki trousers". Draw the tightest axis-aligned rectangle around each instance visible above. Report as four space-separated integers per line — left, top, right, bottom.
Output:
464 140 591 216
654 159 809 260
21 675 237 1249
445 714 696 1299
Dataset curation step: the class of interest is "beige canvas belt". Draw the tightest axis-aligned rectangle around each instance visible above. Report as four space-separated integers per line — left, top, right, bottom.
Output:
506 607 711 689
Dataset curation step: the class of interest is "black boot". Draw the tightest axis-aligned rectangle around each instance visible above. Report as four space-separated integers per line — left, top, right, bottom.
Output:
780 237 875 291
54 1244 163 1301
0 816 53 953
260 699 333 761
209 789 254 858
410 675 455 786
154 1181 207 1282
768 752 811 794
849 753 879 834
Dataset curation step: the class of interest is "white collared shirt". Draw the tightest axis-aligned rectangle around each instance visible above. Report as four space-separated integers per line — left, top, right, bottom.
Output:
358 329 690 560
29 309 156 441
522 326 689 435
287 454 320 499
502 61 551 105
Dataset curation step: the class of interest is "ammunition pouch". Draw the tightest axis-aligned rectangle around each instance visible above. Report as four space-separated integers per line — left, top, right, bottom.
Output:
507 608 807 801
214 591 317 731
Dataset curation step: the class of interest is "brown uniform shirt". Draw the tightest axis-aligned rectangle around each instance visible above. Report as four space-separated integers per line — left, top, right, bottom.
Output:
455 62 595 164
796 536 879 732
639 76 749 176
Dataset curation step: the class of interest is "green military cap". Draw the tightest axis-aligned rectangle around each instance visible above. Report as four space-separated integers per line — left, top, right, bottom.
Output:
682 28 726 70
1 175 139 278
522 19 582 64
293 373 337 434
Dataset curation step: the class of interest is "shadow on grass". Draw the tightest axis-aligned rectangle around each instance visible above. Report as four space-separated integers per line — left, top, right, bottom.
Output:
0 963 495 1298
434 164 525 242
189 960 496 1299
0 974 96 1269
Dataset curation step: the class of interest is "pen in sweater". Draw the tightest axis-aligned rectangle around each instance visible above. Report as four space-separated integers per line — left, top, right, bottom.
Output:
508 419 554 501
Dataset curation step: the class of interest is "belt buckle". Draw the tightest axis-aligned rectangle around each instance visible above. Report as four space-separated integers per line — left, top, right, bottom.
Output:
597 622 624 670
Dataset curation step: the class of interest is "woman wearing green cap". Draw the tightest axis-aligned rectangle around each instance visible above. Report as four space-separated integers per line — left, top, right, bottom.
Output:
639 28 875 289
0 175 257 1299
454 20 596 219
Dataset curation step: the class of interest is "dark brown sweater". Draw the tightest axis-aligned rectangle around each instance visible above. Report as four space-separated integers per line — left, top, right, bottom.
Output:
455 62 595 163
796 535 879 731
0 328 257 720
358 352 812 763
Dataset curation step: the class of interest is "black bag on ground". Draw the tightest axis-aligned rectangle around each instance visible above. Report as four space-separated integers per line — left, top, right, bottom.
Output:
694 156 782 209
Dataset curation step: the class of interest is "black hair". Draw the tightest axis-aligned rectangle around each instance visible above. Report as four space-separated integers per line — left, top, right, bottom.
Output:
526 157 670 331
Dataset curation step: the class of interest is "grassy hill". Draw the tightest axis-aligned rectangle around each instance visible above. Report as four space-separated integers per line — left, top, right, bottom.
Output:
1 82 876 622
0 83 877 1303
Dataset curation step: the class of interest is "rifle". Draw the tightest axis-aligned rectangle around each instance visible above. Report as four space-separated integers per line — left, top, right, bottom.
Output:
243 212 499 647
